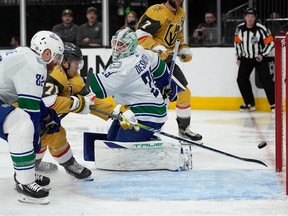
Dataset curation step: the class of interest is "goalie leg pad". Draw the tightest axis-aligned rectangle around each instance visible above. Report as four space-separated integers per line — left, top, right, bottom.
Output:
94 139 183 171
180 145 193 171
83 132 107 161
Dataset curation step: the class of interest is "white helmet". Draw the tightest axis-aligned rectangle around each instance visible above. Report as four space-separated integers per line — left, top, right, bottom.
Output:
111 27 138 61
30 30 64 65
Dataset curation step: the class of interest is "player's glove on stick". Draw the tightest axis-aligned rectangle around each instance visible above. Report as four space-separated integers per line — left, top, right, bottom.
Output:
40 108 61 134
161 86 173 100
152 45 170 60
70 94 94 114
113 104 140 131
85 91 97 101
179 47 192 62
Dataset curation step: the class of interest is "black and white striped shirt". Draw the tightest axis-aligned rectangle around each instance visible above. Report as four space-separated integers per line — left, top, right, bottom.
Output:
234 22 274 59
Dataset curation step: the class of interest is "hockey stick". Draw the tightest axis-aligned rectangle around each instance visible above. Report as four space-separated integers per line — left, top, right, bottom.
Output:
89 106 267 167
152 50 184 58
78 67 94 95
85 67 93 92
168 39 180 85
152 40 185 90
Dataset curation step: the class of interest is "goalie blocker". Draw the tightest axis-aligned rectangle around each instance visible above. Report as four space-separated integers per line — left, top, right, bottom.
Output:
83 132 192 171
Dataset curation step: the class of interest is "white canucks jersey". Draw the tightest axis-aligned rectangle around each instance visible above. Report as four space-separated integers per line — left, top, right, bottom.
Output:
0 47 47 109
90 46 168 123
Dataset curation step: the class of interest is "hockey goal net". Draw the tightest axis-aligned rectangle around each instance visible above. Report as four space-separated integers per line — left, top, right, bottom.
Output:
275 32 288 195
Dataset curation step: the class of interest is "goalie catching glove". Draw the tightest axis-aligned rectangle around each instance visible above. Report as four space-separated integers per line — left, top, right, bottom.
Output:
70 94 94 114
113 104 140 131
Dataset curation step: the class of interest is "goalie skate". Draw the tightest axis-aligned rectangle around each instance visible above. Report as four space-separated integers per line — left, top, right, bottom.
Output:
63 157 94 181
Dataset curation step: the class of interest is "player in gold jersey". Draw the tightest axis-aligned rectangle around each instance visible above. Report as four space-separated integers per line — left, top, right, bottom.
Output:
36 42 117 179
136 0 202 142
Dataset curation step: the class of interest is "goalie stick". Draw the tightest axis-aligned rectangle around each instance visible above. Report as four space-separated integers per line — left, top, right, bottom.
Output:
89 106 267 167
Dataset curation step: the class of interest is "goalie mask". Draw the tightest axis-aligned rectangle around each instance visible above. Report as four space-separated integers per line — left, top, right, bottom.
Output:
30 30 64 65
111 27 138 61
63 42 84 70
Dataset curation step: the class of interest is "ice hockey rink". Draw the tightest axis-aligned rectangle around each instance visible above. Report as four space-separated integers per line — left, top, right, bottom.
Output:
0 110 287 216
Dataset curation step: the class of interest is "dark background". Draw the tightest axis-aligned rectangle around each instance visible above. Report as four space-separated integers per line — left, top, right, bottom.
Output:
0 0 285 48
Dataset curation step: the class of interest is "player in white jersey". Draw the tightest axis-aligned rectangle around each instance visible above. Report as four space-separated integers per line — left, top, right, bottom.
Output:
90 27 183 141
0 30 64 204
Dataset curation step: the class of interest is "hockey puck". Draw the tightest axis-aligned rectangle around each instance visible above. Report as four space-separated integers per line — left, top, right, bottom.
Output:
258 141 267 149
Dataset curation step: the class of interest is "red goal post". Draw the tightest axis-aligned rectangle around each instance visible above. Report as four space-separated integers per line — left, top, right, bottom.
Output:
275 32 288 195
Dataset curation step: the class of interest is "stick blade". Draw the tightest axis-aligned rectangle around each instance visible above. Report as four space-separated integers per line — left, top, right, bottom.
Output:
244 158 268 167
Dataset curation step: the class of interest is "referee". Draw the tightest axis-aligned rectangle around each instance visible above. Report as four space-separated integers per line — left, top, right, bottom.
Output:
234 8 275 112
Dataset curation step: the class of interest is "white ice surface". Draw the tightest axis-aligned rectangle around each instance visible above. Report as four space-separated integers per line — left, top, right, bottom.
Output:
0 110 287 216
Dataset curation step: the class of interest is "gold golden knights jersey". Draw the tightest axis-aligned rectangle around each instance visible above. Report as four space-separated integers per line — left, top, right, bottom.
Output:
136 3 186 52
43 65 73 114
43 65 114 120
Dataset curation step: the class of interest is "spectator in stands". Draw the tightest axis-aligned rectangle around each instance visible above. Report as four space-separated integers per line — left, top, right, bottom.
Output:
270 12 280 19
268 11 281 36
234 8 275 112
121 11 138 30
189 29 203 46
189 12 217 46
76 7 102 48
52 9 79 44
10 36 20 48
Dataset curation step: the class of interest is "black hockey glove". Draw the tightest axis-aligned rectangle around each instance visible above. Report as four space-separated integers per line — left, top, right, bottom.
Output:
40 108 61 134
162 86 172 100
161 86 178 102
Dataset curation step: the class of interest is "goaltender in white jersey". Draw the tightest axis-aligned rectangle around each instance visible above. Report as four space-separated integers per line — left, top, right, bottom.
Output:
89 27 182 142
86 27 192 171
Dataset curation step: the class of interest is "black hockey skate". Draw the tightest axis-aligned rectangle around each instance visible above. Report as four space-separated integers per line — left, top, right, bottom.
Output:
239 104 256 112
35 173 50 186
179 126 203 144
62 157 93 181
14 173 50 187
14 174 49 204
